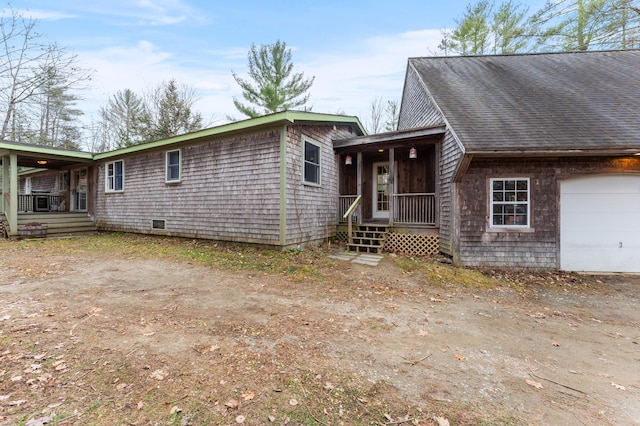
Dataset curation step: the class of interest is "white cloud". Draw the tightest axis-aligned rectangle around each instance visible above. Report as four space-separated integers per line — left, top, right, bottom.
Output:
304 29 442 117
77 28 443 130
5 8 75 21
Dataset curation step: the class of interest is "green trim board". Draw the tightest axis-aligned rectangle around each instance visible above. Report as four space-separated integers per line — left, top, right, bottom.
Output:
0 111 366 164
94 111 366 160
0 141 93 160
279 125 287 246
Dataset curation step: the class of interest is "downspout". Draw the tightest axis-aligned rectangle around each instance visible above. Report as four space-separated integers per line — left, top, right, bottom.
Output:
278 125 287 247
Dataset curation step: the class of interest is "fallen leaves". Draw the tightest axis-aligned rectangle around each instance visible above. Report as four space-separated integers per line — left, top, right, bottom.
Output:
526 379 543 389
150 369 166 380
241 391 255 401
224 399 239 410
433 416 451 426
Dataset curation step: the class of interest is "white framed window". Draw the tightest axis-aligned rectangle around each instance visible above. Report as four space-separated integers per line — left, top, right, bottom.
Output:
105 160 124 192
490 178 530 228
166 149 181 183
303 138 321 186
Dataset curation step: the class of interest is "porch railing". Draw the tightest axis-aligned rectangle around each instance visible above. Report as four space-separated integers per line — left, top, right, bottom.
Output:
18 194 62 212
339 195 359 223
393 193 436 225
342 195 362 245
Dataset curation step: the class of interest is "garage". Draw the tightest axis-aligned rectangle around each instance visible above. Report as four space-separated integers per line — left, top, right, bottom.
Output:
560 174 640 273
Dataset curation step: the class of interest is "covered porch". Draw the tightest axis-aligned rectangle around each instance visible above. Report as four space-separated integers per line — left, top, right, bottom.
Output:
333 125 445 254
0 141 95 238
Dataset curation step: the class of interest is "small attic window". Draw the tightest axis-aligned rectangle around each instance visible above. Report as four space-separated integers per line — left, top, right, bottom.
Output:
152 219 166 230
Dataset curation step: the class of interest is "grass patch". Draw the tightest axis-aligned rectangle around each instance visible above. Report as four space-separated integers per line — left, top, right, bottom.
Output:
389 255 504 289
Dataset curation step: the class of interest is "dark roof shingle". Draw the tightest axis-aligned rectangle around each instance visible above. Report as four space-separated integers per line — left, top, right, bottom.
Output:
410 50 640 153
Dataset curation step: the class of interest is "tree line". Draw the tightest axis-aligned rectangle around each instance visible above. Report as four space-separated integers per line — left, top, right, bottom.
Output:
1 1 638 152
439 0 640 55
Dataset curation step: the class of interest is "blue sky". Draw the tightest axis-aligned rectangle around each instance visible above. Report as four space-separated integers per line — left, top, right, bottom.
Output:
11 0 533 128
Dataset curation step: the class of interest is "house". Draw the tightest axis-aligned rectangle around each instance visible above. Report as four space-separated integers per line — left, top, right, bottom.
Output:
1 111 364 246
3 50 640 273
393 49 640 273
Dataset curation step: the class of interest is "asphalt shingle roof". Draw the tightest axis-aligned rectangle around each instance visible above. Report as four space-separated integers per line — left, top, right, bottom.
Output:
410 50 640 153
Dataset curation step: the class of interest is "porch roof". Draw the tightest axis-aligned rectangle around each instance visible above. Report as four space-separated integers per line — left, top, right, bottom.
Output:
0 140 93 169
333 124 445 152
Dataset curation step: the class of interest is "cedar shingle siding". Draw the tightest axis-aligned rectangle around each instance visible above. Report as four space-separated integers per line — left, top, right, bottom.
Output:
96 130 282 244
284 125 354 246
458 156 640 269
94 123 359 248
404 50 640 269
398 62 459 256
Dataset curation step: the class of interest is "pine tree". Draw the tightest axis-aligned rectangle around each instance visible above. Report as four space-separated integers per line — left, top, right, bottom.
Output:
232 40 314 118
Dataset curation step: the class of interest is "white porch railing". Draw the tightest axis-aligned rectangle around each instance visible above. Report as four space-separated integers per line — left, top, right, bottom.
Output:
393 193 436 225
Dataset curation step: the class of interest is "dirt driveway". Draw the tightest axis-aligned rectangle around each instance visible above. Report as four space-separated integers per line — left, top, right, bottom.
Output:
1 235 639 425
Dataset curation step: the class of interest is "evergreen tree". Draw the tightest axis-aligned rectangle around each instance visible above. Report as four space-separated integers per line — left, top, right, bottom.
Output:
450 0 493 54
100 89 150 148
149 79 203 140
34 65 83 150
232 40 314 118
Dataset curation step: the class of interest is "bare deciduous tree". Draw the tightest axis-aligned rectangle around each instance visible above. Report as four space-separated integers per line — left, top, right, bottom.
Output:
0 7 92 147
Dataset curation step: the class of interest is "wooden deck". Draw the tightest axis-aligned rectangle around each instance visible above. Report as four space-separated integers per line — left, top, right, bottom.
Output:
16 212 97 237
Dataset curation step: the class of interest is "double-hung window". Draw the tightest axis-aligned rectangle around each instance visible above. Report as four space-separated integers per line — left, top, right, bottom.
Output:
490 178 529 228
106 160 124 192
303 138 321 186
166 149 181 183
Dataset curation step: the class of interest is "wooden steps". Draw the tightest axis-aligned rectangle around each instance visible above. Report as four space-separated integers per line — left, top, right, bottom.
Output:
17 213 97 237
347 224 388 254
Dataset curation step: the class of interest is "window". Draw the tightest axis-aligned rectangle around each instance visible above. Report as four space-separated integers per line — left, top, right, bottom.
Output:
166 149 181 183
303 139 321 185
105 160 124 192
490 178 529 228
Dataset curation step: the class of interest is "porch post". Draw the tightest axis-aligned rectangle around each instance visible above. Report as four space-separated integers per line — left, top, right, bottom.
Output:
356 152 363 225
388 147 395 226
8 153 18 235
1 156 7 212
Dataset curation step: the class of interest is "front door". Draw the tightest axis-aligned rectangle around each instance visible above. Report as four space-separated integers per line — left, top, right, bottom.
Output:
372 162 390 219
71 168 88 212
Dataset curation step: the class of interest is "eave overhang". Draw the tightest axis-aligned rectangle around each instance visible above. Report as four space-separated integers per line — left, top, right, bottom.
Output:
94 111 366 161
333 124 446 152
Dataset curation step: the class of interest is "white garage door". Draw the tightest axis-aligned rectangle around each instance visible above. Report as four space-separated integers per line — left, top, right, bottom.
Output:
560 174 640 273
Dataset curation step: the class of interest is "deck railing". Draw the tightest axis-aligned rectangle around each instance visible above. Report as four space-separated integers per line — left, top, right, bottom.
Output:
393 193 436 225
18 194 62 212
342 195 362 244
339 195 359 223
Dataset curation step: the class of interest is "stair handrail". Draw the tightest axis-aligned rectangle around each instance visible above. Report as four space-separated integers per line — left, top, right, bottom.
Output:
342 195 362 245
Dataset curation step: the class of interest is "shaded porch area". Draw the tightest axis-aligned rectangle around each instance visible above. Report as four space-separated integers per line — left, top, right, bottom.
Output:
334 125 445 255
1 141 95 238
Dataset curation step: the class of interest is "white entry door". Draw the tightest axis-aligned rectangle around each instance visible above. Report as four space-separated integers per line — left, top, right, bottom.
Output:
372 162 395 219
560 174 640 273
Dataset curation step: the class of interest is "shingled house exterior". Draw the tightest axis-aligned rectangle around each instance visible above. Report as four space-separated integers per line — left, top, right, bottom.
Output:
395 50 640 272
3 51 640 272
1 112 364 247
